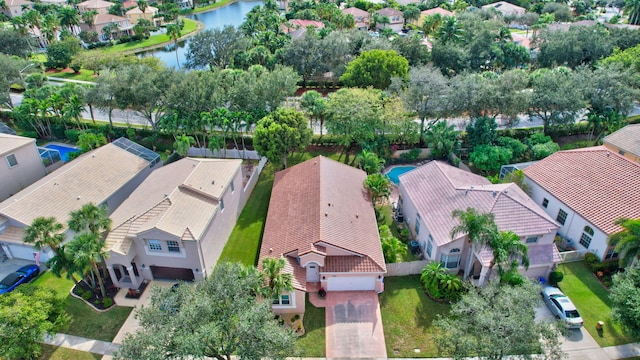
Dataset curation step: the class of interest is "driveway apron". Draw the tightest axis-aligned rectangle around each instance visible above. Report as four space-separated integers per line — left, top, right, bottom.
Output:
325 291 387 358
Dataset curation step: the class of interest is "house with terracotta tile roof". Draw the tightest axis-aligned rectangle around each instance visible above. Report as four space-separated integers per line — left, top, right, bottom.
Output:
375 8 404 32
77 0 114 14
523 146 640 261
342 7 370 30
603 124 640 163
0 138 159 263
125 5 160 26
398 161 560 286
80 13 134 41
417 7 454 27
282 19 325 39
482 1 526 16
105 158 250 288
0 134 47 202
259 156 386 314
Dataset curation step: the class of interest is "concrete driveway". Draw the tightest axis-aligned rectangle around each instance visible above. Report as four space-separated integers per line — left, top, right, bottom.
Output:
325 291 387 358
0 257 39 281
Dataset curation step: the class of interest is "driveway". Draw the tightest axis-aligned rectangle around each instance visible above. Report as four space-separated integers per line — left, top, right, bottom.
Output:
0 257 38 281
325 291 387 358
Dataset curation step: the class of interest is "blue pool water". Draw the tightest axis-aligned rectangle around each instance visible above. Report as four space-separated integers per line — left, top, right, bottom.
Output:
386 166 417 185
44 144 80 162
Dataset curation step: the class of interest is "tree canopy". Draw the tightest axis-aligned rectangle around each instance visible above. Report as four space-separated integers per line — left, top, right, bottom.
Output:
253 108 312 168
340 49 409 89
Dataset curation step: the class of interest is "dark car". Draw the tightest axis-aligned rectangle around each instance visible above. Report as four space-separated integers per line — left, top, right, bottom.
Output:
0 264 40 294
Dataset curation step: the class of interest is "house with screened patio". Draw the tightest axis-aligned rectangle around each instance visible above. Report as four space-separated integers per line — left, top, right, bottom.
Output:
397 161 561 286
523 146 640 261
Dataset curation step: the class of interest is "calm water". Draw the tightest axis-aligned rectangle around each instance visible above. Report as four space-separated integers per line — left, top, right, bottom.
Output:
44 144 80 162
139 0 264 68
385 166 417 185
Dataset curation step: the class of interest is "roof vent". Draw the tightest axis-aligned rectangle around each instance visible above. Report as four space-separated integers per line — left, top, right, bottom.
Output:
355 213 359 218
76 196 81 200
493 191 497 197
464 189 469 196
269 248 273 253
325 212 328 217
211 180 215 185
164 193 168 197
504 190 508 194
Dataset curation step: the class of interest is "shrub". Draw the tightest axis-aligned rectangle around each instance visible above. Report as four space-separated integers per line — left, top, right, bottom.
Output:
500 269 525 286
399 148 422 162
549 270 564 286
81 290 93 301
584 252 600 271
64 129 81 143
102 298 113 308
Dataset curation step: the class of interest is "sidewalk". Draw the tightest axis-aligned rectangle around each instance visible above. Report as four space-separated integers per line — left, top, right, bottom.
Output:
43 333 119 356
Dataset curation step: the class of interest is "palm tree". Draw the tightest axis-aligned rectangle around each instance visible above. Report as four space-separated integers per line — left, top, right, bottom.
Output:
363 173 392 205
67 231 109 297
81 10 97 29
62 94 85 129
68 203 112 235
166 22 182 68
173 134 194 157
58 6 80 35
423 120 458 160
23 216 65 255
137 0 148 14
624 0 640 25
451 207 498 280
435 16 464 45
609 218 640 267
47 245 81 284
420 261 447 298
41 13 60 44
422 14 443 37
356 150 385 175
260 257 293 301
490 231 529 277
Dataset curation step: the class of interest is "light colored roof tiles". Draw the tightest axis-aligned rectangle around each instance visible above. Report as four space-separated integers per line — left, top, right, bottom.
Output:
0 134 35 156
259 156 386 289
125 5 158 14
77 0 113 8
0 143 152 227
603 124 640 158
377 7 403 16
342 7 369 17
481 1 525 13
93 13 127 24
106 158 241 253
400 161 559 247
523 146 640 235
421 7 455 17
0 225 25 244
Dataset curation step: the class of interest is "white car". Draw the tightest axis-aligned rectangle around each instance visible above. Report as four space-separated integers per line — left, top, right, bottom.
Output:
542 286 584 329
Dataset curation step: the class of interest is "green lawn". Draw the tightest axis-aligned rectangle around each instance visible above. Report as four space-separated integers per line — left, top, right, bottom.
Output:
192 0 234 13
557 262 634 347
32 272 132 342
98 18 199 54
39 345 101 360
47 69 96 82
296 295 326 357
380 275 450 358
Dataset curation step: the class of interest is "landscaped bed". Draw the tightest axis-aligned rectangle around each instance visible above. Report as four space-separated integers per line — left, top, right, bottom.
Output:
32 272 132 342
380 275 450 358
556 262 634 347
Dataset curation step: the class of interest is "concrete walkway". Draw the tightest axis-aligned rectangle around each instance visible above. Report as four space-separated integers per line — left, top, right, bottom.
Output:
43 333 119 356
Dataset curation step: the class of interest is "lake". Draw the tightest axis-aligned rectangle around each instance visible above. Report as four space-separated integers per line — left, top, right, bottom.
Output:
139 0 264 68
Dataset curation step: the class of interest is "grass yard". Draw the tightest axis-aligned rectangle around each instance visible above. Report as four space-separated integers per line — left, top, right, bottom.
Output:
99 18 199 54
47 69 96 82
376 205 419 262
32 272 132 342
380 275 450 358
192 0 234 13
557 262 634 347
39 345 101 360
296 296 326 357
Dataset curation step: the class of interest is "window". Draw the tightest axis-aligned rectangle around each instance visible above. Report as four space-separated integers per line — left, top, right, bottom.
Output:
556 209 568 225
542 198 549 208
272 293 291 306
526 236 538 244
220 199 224 211
426 238 433 258
619 150 625 156
605 247 619 260
148 240 162 251
415 214 421 235
230 181 235 193
579 226 594 248
167 240 180 253
6 154 17 168
440 248 461 269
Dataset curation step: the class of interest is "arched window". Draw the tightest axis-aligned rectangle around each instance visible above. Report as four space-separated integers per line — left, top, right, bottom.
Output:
440 248 461 269
579 226 594 248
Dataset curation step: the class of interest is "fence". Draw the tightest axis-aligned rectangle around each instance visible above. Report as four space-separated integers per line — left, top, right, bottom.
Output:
240 157 267 209
386 260 430 277
187 147 261 160
558 249 595 263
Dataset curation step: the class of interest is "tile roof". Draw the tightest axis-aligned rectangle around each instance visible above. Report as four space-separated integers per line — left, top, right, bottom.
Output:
523 146 640 235
603 124 640 158
77 0 113 8
94 13 127 24
421 7 455 17
0 143 153 228
6 0 32 7
377 7 403 16
0 134 35 156
481 1 526 14
400 161 559 247
342 7 369 17
106 158 241 254
125 5 158 14
476 243 560 267
259 156 386 290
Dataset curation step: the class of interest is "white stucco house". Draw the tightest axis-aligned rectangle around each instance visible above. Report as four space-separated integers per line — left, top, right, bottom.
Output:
259 156 386 315
523 146 640 261
0 134 47 202
0 138 159 262
105 157 253 288
398 161 561 285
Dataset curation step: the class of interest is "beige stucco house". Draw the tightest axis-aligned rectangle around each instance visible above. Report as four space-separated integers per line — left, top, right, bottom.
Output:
481 1 526 16
77 0 114 14
418 7 454 27
524 146 640 261
398 161 560 286
375 8 404 32
342 7 370 30
2 0 33 18
0 134 47 202
125 5 160 26
105 158 249 288
80 13 133 40
603 124 640 163
259 156 386 315
0 138 159 262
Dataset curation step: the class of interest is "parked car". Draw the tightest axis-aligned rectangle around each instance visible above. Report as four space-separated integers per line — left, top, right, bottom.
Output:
0 264 40 294
542 286 584 329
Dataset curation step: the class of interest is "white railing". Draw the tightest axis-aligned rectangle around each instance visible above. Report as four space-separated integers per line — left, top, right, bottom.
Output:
386 260 430 277
187 147 261 160
559 249 595 263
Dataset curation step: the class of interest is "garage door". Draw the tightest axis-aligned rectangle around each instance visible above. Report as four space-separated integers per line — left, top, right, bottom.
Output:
326 276 376 291
7 244 36 261
150 266 194 281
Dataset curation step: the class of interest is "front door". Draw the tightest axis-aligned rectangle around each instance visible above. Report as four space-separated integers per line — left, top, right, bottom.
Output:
306 263 320 282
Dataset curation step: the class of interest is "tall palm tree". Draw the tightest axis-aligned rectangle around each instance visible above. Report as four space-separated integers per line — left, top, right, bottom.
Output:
260 257 293 300
173 134 194 157
356 150 385 175
62 94 85 129
81 10 97 29
363 173 392 205
166 21 182 68
68 202 112 235
609 218 640 267
490 231 529 277
624 0 640 25
47 245 81 284
41 13 60 44
435 16 464 45
420 261 447 298
23 216 65 255
451 207 498 279
422 14 443 37
67 231 109 297
58 6 80 35
137 0 148 14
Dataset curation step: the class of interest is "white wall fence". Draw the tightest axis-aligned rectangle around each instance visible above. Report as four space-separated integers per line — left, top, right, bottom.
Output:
558 249 595 263
187 147 261 160
386 260 430 277
240 157 268 209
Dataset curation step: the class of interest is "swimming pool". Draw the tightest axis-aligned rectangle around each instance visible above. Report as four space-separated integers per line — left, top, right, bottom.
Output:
43 144 80 162
385 166 417 185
